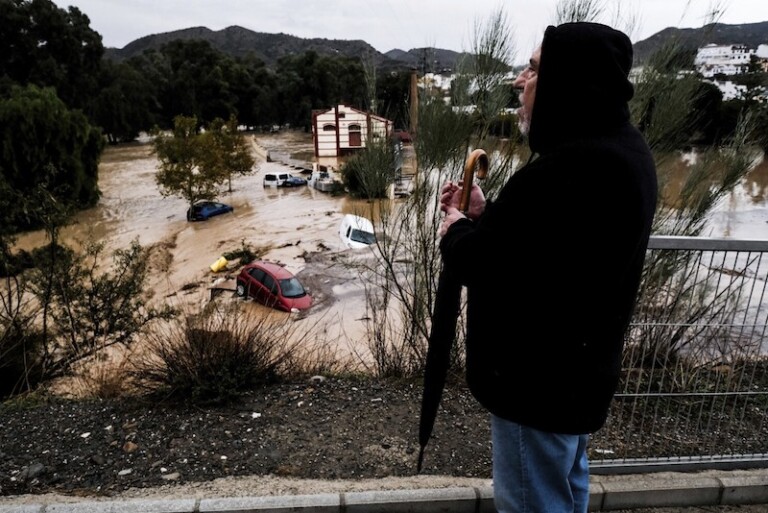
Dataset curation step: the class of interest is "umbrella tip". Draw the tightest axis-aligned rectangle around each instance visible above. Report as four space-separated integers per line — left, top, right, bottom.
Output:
417 446 425 474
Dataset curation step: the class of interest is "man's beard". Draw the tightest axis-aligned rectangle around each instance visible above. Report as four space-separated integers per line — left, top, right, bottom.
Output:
517 107 530 136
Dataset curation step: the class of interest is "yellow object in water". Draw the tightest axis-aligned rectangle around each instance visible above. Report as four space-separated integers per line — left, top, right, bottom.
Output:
210 256 228 272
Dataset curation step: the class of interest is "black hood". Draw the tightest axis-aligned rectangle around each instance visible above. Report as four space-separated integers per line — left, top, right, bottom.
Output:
529 22 635 154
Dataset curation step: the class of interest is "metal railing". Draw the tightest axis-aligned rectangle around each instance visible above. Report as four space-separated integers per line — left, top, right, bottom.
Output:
591 236 768 474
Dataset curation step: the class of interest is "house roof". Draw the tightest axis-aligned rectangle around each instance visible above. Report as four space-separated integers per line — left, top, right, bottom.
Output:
312 104 392 124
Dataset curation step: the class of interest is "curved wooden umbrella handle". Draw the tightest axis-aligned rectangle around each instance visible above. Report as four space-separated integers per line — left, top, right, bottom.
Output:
459 149 489 214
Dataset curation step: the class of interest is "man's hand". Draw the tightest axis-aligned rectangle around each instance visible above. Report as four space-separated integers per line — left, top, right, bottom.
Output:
439 181 486 220
439 206 467 237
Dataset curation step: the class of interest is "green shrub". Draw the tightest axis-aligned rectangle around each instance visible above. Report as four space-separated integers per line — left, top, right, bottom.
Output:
340 138 397 199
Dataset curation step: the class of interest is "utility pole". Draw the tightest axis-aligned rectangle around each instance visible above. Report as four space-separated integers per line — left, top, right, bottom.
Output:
409 68 419 179
409 68 418 137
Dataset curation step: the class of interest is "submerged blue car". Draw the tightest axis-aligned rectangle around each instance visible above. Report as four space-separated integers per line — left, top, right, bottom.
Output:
186 201 234 221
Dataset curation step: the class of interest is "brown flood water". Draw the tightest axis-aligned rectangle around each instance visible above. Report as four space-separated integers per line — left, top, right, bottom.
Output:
712 156 768 239
13 131 387 375
660 151 768 239
16 133 766 256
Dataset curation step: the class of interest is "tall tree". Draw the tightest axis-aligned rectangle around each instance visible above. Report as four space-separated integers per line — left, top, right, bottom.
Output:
376 71 411 129
92 60 158 144
153 115 227 210
275 51 367 129
0 84 103 230
202 115 256 193
0 0 104 114
156 40 238 126
222 54 277 129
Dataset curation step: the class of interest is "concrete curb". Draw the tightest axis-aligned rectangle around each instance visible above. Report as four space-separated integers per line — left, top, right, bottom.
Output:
2 470 767 513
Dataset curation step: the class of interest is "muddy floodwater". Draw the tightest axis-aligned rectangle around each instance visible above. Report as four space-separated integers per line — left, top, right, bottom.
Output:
14 131 390 373
707 156 768 240
12 132 768 376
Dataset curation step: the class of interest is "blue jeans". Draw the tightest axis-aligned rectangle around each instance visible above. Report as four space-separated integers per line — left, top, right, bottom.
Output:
491 414 590 513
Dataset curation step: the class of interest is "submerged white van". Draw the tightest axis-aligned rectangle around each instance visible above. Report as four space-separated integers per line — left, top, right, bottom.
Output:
339 214 376 249
263 172 307 187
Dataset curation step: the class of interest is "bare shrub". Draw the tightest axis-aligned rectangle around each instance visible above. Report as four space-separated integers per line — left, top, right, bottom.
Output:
130 301 333 404
26 237 177 383
75 355 133 399
0 269 46 398
360 8 520 379
0 323 46 398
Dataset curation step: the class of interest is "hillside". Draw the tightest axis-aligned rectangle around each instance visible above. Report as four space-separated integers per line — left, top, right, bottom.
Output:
104 26 493 72
103 21 768 71
106 25 401 68
383 47 476 73
633 21 768 64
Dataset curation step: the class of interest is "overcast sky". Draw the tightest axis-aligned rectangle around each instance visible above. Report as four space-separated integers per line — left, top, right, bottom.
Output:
51 0 768 65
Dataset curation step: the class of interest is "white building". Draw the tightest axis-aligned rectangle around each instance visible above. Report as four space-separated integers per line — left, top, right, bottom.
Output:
694 44 755 77
421 72 453 92
705 80 748 101
756 45 768 72
311 105 393 158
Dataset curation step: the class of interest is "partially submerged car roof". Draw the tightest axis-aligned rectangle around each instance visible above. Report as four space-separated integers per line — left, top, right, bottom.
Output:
339 214 376 249
341 214 374 231
245 260 294 280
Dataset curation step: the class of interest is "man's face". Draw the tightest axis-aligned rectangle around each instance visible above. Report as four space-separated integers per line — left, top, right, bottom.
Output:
513 46 541 135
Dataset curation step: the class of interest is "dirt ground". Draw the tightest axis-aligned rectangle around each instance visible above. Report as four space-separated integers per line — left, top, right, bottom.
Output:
1 378 766 513
0 377 494 502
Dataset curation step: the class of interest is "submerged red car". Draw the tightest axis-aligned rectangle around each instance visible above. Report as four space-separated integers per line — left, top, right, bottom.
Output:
235 260 312 312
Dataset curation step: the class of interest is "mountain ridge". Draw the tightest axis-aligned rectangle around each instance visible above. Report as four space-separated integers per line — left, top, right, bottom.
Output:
105 21 768 71
632 21 768 64
104 26 497 72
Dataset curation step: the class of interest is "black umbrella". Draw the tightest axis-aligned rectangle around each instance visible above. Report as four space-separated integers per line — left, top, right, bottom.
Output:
417 149 489 473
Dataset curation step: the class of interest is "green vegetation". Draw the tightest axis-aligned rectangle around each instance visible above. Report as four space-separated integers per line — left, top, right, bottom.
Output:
0 85 104 232
1 0 411 147
0 237 175 398
357 6 521 379
152 114 255 208
340 137 399 198
206 115 258 192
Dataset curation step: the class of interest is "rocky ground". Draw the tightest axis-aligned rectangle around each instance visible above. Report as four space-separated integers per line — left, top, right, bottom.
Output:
3 378 768 513
0 377 492 501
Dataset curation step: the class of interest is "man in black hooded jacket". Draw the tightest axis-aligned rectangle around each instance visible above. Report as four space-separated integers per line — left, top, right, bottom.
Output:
438 22 657 513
